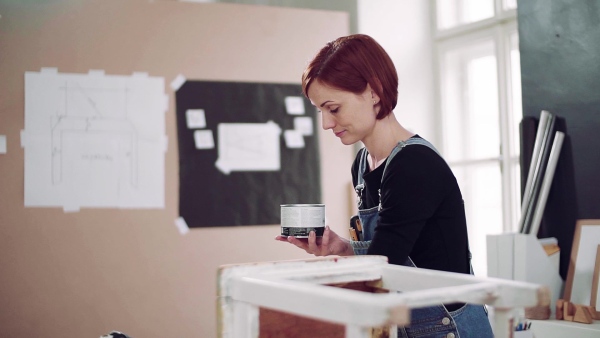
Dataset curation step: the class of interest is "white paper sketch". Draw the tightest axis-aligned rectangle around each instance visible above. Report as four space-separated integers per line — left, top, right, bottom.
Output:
294 116 313 136
284 130 305 149
186 109 206 129
193 130 214 149
284 96 305 115
215 121 281 174
24 70 167 209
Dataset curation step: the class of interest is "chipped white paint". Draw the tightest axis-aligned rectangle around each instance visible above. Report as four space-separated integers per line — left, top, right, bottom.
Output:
218 256 549 338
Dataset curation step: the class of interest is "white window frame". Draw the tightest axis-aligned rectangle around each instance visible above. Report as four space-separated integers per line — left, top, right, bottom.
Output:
432 2 521 233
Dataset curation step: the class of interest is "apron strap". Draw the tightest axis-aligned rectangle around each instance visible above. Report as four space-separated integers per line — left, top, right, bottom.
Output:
354 148 369 209
354 137 440 210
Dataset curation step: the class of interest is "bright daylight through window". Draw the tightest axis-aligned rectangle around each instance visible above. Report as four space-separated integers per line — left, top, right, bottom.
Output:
434 0 521 277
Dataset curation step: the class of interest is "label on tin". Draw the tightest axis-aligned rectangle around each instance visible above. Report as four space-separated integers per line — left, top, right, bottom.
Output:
281 226 325 237
281 204 325 238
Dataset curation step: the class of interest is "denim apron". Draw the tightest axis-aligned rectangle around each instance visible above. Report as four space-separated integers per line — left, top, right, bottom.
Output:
351 138 493 338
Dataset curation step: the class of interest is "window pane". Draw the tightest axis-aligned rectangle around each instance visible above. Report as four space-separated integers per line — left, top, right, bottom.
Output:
452 163 503 277
504 0 518 10
436 0 495 30
468 55 500 159
440 40 499 162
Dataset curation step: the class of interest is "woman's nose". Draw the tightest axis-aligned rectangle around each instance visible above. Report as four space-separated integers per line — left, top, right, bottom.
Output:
321 112 335 130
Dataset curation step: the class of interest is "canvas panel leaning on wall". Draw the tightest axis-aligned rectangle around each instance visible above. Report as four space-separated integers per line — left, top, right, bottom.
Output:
564 220 600 314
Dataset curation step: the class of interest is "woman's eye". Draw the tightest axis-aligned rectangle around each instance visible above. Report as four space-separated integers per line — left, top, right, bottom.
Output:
330 107 339 113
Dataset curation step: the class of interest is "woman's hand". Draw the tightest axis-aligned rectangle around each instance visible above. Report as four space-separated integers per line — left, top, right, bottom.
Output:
275 226 354 257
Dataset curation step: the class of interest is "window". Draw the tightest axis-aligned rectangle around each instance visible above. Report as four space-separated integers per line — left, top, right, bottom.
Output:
434 0 522 277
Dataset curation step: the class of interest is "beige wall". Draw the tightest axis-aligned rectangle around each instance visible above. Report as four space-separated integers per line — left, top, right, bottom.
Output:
0 1 352 337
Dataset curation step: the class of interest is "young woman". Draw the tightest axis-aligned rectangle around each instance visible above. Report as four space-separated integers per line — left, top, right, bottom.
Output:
276 34 493 337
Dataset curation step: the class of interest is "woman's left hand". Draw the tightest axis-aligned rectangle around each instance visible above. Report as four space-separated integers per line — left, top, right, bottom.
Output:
275 226 354 257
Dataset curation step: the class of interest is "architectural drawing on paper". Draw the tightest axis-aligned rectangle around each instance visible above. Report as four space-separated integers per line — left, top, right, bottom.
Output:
51 80 138 187
24 70 167 209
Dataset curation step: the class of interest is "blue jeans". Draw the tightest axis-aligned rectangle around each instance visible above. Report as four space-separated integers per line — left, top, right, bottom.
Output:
398 303 493 338
351 205 493 337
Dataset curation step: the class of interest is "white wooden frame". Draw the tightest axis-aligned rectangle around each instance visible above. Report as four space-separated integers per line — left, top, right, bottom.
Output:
218 255 550 338
564 220 600 308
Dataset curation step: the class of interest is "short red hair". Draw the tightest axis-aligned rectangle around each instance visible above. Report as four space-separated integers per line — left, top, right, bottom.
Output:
302 34 398 119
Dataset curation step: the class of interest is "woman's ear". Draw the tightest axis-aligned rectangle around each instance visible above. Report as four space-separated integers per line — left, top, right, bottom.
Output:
365 81 381 106
371 92 380 105
363 84 381 117
369 89 380 106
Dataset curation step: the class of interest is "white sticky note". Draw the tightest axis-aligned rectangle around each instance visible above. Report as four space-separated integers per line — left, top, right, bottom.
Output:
285 96 305 115
194 130 214 149
294 116 313 136
63 205 81 213
186 109 206 129
284 130 305 149
40 67 58 74
170 74 186 91
175 217 190 235
0 135 6 154
88 69 105 77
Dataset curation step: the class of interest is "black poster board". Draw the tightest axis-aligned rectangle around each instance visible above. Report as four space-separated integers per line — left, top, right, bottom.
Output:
518 0 600 278
175 81 321 227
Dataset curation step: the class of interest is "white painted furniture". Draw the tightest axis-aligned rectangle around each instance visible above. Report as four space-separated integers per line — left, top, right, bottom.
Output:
218 255 549 338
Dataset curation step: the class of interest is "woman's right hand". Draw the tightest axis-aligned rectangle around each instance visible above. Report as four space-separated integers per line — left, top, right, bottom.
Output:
275 226 354 257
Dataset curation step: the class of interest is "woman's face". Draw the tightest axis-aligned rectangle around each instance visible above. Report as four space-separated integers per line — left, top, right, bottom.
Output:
307 80 379 145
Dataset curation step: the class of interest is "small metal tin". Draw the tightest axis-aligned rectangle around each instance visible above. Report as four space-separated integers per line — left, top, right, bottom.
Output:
280 204 325 238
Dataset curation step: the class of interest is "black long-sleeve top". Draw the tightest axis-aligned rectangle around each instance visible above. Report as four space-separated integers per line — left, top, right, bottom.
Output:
351 137 472 276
